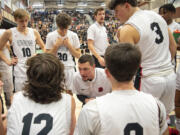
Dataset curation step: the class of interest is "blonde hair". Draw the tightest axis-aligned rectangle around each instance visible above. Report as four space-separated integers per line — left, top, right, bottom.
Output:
13 9 30 20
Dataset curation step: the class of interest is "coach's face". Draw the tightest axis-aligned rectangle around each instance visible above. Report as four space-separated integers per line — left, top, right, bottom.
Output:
78 62 95 81
95 10 105 24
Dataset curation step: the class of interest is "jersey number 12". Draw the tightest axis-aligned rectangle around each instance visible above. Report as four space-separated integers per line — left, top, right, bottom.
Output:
22 113 53 135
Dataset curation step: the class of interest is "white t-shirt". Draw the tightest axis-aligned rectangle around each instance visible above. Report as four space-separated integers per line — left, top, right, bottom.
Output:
126 10 173 76
74 90 167 135
72 68 111 97
11 27 36 77
7 92 72 135
46 30 80 67
169 21 180 33
87 22 109 56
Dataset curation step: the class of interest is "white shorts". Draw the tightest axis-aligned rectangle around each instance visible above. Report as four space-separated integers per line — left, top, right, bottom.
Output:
64 67 75 90
1 71 13 94
141 72 176 114
14 76 27 92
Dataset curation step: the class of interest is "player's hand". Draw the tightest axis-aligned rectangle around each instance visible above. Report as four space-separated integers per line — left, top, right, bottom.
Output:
98 57 105 67
11 57 18 65
85 98 94 103
63 37 71 47
55 37 64 47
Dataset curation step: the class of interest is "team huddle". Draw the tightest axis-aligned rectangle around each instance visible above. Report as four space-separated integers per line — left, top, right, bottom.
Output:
0 0 179 134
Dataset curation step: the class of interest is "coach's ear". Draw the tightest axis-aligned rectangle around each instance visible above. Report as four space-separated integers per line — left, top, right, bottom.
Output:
105 68 111 79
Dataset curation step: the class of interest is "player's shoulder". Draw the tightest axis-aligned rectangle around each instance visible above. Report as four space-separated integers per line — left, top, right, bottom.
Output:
96 68 106 75
88 23 97 30
67 30 78 37
47 30 57 37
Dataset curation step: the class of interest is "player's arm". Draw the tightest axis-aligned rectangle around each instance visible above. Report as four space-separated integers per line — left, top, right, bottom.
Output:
88 39 102 59
175 90 180 133
87 27 105 67
0 101 5 135
168 28 177 60
0 30 17 66
64 37 81 58
118 24 140 45
70 96 76 135
34 29 46 52
156 99 169 135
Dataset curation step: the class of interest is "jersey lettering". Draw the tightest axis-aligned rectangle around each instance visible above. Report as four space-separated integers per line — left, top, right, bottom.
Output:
22 113 53 135
124 123 143 135
57 52 68 61
22 47 31 57
151 22 164 44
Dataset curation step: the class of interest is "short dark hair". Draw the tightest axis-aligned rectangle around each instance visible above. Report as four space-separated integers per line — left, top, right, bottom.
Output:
94 7 105 16
78 54 95 66
24 53 65 104
108 0 137 10
105 43 141 82
56 13 72 29
159 4 176 13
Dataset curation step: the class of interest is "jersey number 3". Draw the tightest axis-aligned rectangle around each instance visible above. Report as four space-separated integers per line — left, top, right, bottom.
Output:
151 22 164 44
22 113 53 135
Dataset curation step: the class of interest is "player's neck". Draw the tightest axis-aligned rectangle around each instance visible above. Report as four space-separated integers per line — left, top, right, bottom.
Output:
167 19 173 25
17 27 28 34
112 80 136 91
57 29 67 37
130 7 140 18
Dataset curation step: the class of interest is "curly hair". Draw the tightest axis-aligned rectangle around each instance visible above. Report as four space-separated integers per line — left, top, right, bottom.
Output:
23 53 65 104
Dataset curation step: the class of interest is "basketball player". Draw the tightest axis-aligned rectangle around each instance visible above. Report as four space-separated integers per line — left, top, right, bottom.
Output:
175 66 180 133
159 4 180 34
87 8 109 68
74 43 168 135
0 13 14 107
46 13 80 93
0 73 5 135
159 3 180 70
108 0 176 115
72 54 111 104
0 9 45 92
7 53 76 135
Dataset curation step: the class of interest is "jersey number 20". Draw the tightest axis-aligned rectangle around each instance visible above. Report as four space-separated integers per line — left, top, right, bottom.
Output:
22 113 53 135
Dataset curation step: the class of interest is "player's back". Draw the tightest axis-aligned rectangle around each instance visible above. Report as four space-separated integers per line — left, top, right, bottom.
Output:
96 90 165 135
126 10 173 76
7 92 72 135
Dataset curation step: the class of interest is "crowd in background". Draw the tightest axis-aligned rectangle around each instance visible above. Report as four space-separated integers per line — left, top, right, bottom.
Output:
30 9 121 45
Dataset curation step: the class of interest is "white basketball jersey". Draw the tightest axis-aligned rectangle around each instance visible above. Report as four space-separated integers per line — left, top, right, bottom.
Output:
7 92 72 135
46 30 80 67
0 29 11 71
126 10 173 76
11 27 36 77
96 90 160 135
